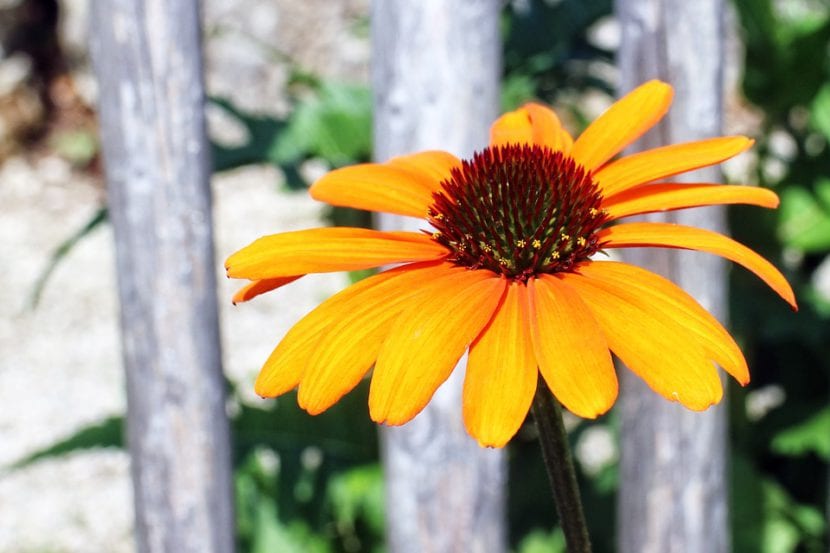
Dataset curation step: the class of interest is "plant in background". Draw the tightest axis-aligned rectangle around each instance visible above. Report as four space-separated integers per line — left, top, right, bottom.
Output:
226 79 795 551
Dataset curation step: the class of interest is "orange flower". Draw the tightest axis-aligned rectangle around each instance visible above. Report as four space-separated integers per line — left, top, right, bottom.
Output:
226 80 796 448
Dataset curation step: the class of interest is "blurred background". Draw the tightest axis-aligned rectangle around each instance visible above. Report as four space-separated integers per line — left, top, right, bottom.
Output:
0 0 828 552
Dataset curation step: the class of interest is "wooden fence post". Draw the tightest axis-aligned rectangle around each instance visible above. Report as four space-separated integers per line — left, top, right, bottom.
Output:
615 1 730 552
89 1 235 552
371 1 506 552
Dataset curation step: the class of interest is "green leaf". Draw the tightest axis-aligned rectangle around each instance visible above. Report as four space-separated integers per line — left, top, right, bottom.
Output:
516 528 566 553
771 406 830 460
778 186 830 251
7 416 123 469
327 465 385 534
810 84 830 141
732 454 827 553
271 82 372 168
27 207 108 309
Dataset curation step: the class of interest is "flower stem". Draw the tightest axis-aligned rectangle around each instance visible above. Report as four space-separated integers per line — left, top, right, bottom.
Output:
531 376 592 553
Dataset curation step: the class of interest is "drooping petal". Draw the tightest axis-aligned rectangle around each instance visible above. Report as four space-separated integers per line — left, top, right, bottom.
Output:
253 267 405 397
578 261 749 384
528 276 617 418
225 227 448 280
561 272 723 411
593 136 754 197
298 262 459 415
309 152 459 217
369 270 506 426
232 276 302 304
489 103 574 153
600 222 797 309
464 282 537 447
603 183 780 220
571 80 674 171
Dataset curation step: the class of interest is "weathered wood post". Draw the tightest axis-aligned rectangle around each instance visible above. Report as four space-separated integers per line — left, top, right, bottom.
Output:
89 2 235 552
371 1 506 552
615 1 730 552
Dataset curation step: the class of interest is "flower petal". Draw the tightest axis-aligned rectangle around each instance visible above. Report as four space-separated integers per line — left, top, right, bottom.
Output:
225 227 447 279
600 222 797 309
232 276 302 304
309 152 459 217
528 275 618 418
387 150 461 189
490 103 574 153
571 80 674 171
298 262 459 415
369 270 506 426
464 282 537 447
561 272 723 411
603 183 779 220
253 267 404 397
578 261 749 384
593 136 754 197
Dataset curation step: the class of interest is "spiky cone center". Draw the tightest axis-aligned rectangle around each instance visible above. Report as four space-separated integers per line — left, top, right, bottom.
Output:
427 144 608 281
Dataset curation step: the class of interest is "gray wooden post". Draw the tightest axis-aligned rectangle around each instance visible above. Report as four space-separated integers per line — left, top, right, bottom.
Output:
89 2 235 553
371 2 506 552
615 1 730 552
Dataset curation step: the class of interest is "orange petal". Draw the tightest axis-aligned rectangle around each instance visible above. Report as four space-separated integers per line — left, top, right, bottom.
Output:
579 261 749 384
369 270 506 426
593 136 754 197
571 80 674 171
225 227 447 280
309 152 458 217
528 276 618 418
490 103 574 153
464 282 537 447
603 183 780 220
386 150 461 190
561 272 723 411
297 262 460 415
232 276 302 304
600 222 797 309
253 267 402 397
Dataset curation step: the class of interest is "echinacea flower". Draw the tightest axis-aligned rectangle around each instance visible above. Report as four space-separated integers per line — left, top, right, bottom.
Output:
226 80 796 448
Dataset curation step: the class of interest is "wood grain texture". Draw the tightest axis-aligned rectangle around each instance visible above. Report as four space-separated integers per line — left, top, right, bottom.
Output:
371 1 506 552
616 1 730 552
89 2 235 552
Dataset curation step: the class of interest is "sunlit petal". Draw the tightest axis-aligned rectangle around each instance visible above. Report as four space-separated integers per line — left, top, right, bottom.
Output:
225 227 447 279
562 272 723 410
529 275 617 418
464 282 537 447
601 222 797 309
603 183 779 220
369 271 506 426
594 136 754 196
572 80 673 170
579 261 749 384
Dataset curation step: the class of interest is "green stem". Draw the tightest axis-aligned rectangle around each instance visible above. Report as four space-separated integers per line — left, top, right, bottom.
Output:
531 376 592 553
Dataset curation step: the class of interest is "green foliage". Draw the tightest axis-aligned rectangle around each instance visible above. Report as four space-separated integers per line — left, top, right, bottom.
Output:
27 206 107 309
772 406 830 461
732 455 827 553
7 415 122 470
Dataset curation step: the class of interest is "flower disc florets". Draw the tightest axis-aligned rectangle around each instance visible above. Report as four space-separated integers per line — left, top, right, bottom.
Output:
427 144 608 280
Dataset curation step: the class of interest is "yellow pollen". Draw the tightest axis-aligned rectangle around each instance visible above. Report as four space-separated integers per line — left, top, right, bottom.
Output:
432 231 442 239
551 251 560 259
434 213 445 220
589 208 598 216
532 239 541 249
560 233 570 241
577 237 587 247
517 239 527 248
